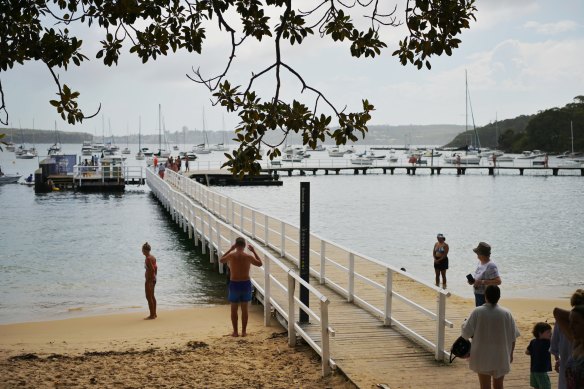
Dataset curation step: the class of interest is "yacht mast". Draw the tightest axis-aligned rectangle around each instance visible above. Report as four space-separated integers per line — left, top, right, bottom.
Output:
158 104 162 152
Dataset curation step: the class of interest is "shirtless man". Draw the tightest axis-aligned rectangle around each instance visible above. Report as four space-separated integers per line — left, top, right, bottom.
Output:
220 237 263 337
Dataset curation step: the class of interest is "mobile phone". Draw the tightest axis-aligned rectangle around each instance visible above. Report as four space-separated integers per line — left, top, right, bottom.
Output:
466 274 475 283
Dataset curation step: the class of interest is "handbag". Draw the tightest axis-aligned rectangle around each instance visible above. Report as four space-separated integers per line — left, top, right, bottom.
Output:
449 336 471 363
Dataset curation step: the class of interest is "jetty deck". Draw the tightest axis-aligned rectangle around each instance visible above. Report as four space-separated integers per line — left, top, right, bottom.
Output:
147 168 558 389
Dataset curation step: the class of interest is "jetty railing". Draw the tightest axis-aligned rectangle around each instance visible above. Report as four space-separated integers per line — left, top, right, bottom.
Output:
73 165 146 182
146 168 334 376
163 169 454 361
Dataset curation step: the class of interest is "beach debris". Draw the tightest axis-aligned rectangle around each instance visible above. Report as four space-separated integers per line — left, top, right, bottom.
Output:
8 353 39 361
186 341 208 350
268 332 287 339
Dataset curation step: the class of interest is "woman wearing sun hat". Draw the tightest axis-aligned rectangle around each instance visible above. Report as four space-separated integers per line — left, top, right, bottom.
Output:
469 242 501 307
433 233 449 289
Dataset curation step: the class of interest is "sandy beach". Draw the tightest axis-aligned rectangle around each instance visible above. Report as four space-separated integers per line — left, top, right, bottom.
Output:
0 296 573 388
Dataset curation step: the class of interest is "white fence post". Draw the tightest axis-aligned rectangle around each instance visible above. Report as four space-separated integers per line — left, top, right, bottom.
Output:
264 214 269 245
208 213 214 263
435 292 447 361
348 253 355 302
201 214 206 254
384 268 393 326
240 204 244 232
231 199 235 226
319 240 326 285
251 210 256 239
280 222 285 257
263 254 271 326
320 299 331 377
287 273 296 347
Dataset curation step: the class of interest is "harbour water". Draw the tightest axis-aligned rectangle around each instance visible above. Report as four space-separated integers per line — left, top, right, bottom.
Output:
1 143 583 324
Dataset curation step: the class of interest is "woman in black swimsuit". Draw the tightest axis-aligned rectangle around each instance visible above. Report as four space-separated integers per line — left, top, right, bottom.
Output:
433 233 449 289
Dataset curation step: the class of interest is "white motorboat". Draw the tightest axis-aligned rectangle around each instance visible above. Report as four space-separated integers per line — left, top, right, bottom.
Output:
490 154 514 162
121 147 131 154
422 150 442 158
350 157 373 165
444 153 481 165
16 150 36 159
365 150 385 159
328 147 347 157
193 144 212 154
516 150 545 159
210 143 228 152
0 173 22 184
282 154 303 163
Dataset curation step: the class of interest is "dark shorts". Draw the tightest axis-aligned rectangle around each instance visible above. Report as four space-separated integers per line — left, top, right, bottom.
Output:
434 257 449 270
530 372 551 389
228 280 252 303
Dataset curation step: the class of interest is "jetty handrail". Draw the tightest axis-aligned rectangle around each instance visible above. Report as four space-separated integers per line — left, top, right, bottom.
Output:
146 168 334 376
164 169 453 360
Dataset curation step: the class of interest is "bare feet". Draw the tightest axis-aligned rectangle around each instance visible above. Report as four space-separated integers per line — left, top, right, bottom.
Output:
144 315 157 320
231 332 239 337
241 332 247 337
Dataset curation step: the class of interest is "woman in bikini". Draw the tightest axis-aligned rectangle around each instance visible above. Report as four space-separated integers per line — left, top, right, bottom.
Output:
142 242 158 319
433 233 449 289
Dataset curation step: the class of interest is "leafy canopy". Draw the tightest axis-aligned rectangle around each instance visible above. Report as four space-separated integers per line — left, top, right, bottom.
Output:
0 0 476 173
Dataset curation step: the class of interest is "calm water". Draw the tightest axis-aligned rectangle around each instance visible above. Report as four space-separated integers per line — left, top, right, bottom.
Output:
1 143 583 324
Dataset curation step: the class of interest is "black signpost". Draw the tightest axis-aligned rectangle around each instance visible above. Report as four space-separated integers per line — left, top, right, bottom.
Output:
299 182 310 323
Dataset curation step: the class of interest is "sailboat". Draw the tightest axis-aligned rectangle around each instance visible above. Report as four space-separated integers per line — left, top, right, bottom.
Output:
48 121 63 156
5 127 16 152
154 104 170 158
210 115 229 151
135 117 145 160
444 71 480 165
122 124 131 154
15 122 38 159
193 108 211 154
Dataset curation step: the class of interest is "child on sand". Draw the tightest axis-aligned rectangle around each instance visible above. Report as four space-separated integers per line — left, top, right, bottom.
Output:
526 322 552 389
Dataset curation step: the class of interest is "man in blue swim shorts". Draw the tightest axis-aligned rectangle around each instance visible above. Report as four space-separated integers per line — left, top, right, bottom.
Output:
220 237 263 337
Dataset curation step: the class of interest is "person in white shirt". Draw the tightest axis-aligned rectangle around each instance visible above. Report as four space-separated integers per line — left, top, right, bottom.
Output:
462 285 520 389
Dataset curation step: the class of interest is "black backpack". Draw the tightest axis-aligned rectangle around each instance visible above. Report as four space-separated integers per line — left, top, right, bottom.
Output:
449 336 471 363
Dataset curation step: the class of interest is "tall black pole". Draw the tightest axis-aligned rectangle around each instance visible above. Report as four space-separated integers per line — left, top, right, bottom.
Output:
299 182 310 323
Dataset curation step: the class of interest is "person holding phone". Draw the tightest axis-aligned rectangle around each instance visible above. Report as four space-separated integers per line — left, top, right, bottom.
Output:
468 242 501 307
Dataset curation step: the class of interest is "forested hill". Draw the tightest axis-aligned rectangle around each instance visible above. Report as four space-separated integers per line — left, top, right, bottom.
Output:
445 96 584 153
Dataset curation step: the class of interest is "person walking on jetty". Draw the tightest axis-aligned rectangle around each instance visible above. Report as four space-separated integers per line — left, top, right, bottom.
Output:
468 242 501 307
220 237 263 337
433 233 449 289
462 285 520 389
526 322 553 389
142 242 158 320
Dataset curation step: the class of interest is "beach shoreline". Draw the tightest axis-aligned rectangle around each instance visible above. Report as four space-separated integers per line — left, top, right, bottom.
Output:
1 296 572 388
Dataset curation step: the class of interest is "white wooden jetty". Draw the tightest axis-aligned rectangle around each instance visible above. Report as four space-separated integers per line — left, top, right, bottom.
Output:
146 168 556 388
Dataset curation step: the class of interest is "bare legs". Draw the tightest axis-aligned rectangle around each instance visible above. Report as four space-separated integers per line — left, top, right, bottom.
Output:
230 303 239 336
435 269 447 288
440 269 447 289
145 281 157 320
478 373 504 389
230 302 249 337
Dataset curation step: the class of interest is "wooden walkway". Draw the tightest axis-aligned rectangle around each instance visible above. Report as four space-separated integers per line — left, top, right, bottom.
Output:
150 169 558 389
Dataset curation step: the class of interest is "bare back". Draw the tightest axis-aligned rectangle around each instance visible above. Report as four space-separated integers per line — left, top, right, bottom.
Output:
224 251 256 281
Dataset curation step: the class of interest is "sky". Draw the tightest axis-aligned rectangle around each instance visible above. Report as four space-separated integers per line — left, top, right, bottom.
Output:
1 0 583 137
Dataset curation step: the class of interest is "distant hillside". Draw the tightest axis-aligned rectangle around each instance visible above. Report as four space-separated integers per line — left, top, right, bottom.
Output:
445 115 533 148
1 124 466 147
444 96 584 153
